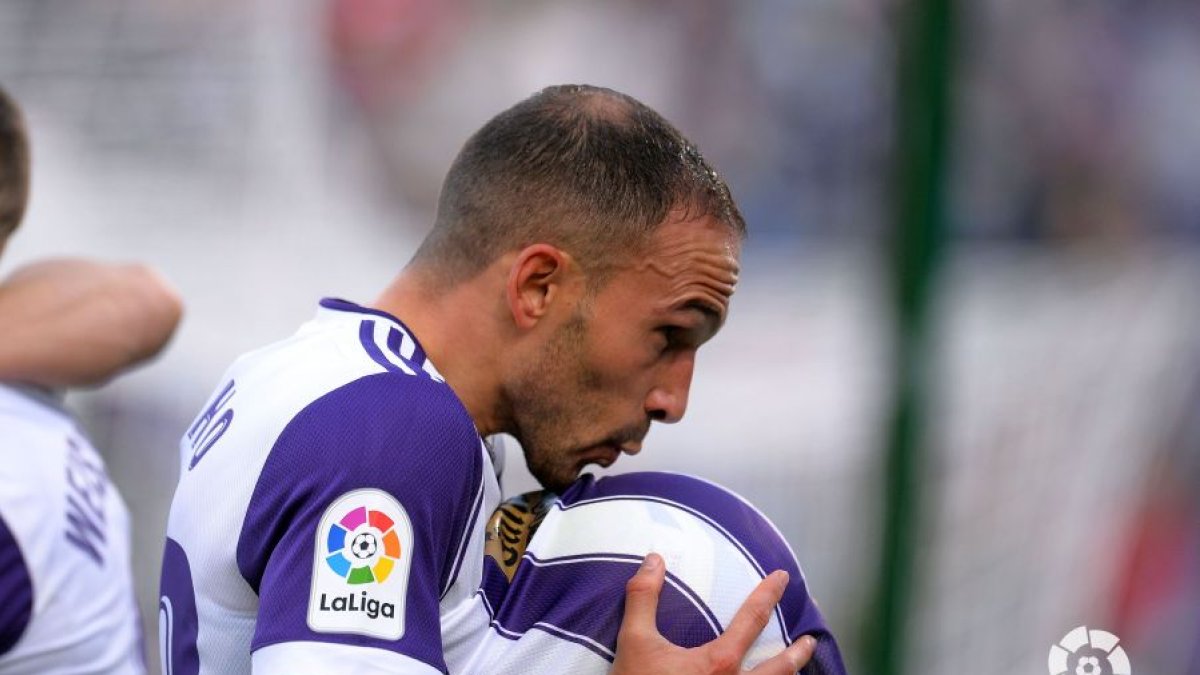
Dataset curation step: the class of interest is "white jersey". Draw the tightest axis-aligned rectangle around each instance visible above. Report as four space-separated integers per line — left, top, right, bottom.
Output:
471 472 847 675
0 384 145 674
159 299 500 674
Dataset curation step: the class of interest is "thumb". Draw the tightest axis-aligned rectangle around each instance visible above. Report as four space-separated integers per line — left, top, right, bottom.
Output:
619 553 666 637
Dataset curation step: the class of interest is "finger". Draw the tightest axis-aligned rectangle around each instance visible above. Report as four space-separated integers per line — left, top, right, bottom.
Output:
618 553 666 639
719 570 789 654
748 635 817 674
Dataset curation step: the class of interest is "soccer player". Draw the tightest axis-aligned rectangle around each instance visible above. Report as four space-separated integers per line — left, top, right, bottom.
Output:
0 87 183 673
160 84 814 674
478 472 846 675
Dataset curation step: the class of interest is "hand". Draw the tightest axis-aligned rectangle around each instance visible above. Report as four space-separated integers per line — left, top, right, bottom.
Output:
612 553 817 674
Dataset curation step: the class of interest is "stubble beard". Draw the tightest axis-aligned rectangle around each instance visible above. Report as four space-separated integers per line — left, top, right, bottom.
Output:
507 312 595 494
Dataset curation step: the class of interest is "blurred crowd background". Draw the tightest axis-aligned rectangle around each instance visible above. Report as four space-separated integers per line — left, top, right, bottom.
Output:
1 0 1198 673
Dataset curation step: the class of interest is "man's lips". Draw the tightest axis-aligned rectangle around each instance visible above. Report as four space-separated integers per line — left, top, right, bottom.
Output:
595 447 620 468
582 442 642 469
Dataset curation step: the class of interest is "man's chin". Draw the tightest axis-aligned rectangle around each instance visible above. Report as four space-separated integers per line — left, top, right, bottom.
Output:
523 445 594 494
525 462 576 495
532 474 574 495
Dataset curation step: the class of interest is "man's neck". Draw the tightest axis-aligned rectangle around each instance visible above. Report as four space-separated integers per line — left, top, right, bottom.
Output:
372 269 505 437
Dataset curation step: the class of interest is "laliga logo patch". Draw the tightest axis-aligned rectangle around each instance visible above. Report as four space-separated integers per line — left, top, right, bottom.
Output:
1048 626 1131 675
308 489 413 639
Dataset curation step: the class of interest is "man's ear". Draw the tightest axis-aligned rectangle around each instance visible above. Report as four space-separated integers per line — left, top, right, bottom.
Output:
505 244 573 330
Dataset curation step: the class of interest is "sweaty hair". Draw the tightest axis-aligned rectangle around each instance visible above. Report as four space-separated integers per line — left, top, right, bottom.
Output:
412 84 745 285
0 85 30 243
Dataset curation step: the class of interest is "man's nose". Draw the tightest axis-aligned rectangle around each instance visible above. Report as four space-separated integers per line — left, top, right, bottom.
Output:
644 353 695 424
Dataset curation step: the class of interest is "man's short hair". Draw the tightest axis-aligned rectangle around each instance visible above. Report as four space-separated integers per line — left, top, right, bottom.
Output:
0 85 30 243
412 85 745 285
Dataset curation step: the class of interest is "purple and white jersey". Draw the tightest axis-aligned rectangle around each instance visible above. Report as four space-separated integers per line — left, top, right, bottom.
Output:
0 384 145 674
469 472 847 675
159 299 500 674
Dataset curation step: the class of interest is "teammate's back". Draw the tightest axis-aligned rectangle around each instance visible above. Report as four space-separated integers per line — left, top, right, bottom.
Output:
0 385 144 674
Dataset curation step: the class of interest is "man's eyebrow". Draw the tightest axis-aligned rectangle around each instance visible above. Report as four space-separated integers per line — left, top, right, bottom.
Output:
679 300 725 331
683 300 720 318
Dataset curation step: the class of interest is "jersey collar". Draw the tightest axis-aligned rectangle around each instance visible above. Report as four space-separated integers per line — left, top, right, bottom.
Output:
318 298 433 367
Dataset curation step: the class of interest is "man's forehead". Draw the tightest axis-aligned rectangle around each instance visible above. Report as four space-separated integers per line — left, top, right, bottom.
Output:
633 217 740 274
622 216 740 315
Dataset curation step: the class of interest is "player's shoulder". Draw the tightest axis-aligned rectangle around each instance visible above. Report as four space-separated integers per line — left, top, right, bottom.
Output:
557 471 798 568
290 298 479 455
0 384 74 451
286 370 479 464
234 371 486 596
0 385 81 514
283 362 485 491
561 470 766 512
245 300 483 489
527 472 846 673
490 472 844 672
211 297 481 469
547 471 814 630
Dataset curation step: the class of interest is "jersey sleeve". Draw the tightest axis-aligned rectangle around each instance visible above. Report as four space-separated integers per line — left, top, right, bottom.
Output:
234 373 484 674
0 512 33 655
252 641 443 674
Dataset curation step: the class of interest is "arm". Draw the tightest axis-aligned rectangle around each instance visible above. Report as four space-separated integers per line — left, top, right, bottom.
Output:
0 258 183 387
232 375 484 673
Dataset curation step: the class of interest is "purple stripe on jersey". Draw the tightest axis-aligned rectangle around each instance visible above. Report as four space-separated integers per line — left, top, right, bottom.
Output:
321 298 430 364
528 623 614 662
494 555 720 661
319 298 410 330
384 326 430 375
475 590 496 623
560 475 800 639
524 552 724 636
560 492 798 643
557 472 847 675
663 569 724 636
478 556 509 620
236 373 483 673
523 551 641 565
385 327 407 366
358 320 409 375
159 537 201 675
0 513 33 654
441 462 486 599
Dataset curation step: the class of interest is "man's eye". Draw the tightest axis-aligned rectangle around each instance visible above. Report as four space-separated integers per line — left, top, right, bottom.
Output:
655 327 685 352
653 328 674 351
